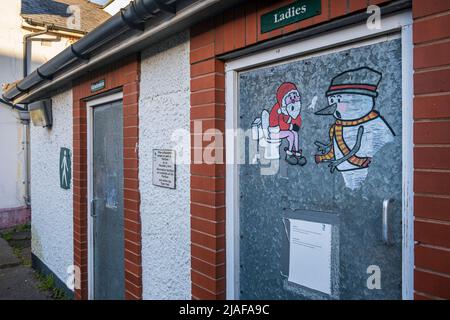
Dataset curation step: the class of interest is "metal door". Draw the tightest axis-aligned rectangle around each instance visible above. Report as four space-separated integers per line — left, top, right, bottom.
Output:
238 38 402 299
92 100 124 300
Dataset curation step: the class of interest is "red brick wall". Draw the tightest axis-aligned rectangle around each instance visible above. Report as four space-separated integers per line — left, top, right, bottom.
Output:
412 0 450 300
189 0 391 300
190 56 226 299
72 54 142 300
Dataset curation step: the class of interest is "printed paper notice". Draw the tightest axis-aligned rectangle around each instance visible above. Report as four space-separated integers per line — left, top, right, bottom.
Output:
288 219 332 295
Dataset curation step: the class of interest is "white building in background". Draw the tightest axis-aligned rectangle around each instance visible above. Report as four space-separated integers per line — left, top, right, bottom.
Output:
0 0 110 228
103 0 132 15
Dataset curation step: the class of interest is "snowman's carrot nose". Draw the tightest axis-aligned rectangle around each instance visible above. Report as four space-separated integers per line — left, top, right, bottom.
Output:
315 103 337 116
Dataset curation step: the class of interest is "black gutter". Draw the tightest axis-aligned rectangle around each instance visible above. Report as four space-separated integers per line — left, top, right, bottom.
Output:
0 97 24 110
3 0 177 102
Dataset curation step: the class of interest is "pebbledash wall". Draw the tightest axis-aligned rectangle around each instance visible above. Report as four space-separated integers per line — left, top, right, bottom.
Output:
188 0 450 300
139 31 191 300
30 88 74 286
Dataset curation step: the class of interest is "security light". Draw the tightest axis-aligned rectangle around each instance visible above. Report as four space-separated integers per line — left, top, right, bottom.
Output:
18 111 30 122
29 99 52 128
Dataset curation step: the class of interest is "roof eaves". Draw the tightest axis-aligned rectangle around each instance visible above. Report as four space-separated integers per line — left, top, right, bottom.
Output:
4 0 245 105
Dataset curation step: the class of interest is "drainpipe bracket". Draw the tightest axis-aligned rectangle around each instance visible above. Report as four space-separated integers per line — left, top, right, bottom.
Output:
15 83 26 93
120 9 146 31
36 68 53 81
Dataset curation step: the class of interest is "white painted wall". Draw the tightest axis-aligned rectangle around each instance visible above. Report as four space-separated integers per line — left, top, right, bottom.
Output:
0 0 74 210
0 0 26 209
139 31 191 299
30 88 73 286
0 108 23 209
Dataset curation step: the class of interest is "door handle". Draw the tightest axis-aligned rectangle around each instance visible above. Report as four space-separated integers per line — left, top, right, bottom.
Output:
90 199 97 218
382 198 393 245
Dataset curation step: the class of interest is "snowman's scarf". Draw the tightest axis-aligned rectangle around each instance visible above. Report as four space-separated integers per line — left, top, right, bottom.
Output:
317 111 379 167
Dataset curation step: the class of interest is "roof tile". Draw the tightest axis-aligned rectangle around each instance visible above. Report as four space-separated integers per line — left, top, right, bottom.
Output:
21 0 111 33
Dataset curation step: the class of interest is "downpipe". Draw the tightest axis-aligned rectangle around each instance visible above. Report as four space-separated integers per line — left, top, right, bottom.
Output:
23 27 50 81
21 116 31 207
22 26 52 206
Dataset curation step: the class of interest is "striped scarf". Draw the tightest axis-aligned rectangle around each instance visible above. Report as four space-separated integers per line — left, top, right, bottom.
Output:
317 111 379 167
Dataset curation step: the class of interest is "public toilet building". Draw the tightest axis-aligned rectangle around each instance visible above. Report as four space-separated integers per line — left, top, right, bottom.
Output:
3 0 450 300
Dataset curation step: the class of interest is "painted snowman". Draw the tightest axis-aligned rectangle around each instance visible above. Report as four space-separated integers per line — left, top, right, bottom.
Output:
314 67 395 190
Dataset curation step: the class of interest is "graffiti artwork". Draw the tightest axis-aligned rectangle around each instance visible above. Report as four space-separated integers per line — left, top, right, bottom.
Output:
314 67 395 190
239 39 403 300
252 82 317 166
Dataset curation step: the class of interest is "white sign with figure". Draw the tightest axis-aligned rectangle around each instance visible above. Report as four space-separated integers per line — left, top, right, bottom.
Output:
60 147 71 190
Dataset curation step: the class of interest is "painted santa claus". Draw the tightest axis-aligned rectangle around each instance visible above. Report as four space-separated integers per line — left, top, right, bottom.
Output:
265 82 306 165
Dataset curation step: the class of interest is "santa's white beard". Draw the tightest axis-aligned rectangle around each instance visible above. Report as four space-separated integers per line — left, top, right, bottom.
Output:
286 102 301 119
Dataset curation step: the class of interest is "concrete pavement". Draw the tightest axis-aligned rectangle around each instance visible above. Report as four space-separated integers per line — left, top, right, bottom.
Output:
0 231 52 300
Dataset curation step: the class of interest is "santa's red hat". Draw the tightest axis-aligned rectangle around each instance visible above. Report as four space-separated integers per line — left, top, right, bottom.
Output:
276 82 298 107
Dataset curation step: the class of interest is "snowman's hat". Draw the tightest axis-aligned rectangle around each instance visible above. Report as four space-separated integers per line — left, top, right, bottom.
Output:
326 67 382 98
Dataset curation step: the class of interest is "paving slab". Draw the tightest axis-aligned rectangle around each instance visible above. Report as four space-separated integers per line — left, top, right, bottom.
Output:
9 239 30 249
20 247 32 265
0 265 52 300
10 230 31 241
0 226 56 300
0 238 20 269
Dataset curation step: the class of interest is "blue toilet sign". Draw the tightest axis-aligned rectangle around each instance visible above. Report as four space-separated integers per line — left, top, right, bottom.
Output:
60 147 72 190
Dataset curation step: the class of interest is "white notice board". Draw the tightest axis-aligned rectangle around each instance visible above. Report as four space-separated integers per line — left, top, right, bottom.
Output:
288 219 332 295
152 149 176 189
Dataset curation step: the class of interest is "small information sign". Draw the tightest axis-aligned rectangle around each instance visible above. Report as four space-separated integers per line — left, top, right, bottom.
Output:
152 149 176 189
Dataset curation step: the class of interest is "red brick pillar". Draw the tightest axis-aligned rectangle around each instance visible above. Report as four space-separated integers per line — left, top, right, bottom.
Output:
412 0 450 300
190 19 227 299
122 59 143 300
72 97 89 300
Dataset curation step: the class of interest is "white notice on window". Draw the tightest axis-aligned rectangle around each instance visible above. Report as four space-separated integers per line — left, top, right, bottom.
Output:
288 219 332 295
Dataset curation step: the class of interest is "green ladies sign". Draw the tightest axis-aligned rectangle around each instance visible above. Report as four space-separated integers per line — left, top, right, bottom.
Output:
261 0 321 33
